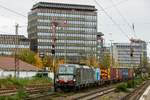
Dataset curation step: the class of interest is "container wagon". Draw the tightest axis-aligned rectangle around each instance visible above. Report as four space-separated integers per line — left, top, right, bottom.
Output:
101 68 110 83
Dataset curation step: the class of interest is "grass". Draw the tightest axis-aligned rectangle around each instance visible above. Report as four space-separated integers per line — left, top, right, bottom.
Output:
116 83 128 92
0 77 52 88
116 77 145 92
0 76 52 99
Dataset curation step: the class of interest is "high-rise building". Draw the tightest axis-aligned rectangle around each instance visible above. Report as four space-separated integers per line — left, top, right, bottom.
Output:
0 34 29 56
113 39 147 68
28 2 97 63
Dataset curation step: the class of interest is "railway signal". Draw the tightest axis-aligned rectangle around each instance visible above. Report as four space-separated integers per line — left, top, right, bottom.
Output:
51 17 67 92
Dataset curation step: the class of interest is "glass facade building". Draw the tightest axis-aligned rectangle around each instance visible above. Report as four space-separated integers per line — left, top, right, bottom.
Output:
28 2 97 63
113 39 147 68
0 34 29 55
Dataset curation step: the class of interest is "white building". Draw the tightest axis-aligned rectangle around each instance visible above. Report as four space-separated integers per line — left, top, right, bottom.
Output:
112 39 147 68
0 57 39 78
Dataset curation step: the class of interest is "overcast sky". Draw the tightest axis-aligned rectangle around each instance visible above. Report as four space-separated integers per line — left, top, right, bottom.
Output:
0 0 150 56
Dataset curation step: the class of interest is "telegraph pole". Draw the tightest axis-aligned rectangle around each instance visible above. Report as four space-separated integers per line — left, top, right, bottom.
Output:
15 24 19 78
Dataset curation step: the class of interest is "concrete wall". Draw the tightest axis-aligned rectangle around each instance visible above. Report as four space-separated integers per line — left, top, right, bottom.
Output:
0 70 37 78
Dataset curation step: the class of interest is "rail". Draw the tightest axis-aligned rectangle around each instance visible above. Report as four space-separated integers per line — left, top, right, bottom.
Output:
72 87 115 100
0 84 51 97
121 81 150 100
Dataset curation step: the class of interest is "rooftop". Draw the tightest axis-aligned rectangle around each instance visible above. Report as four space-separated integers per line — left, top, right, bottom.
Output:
0 34 29 43
32 2 97 11
0 57 39 71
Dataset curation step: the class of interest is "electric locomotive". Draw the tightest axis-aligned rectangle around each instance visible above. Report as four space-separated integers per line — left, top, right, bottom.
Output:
55 64 95 90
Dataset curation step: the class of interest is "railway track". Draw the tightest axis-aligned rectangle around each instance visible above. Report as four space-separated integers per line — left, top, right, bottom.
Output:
121 80 150 100
28 82 126 100
71 86 116 100
0 84 51 97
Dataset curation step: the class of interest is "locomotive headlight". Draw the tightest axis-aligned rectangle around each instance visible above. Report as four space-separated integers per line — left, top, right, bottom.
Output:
73 79 76 82
56 78 59 82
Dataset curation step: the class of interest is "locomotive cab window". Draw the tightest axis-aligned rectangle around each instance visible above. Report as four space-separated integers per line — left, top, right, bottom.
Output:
59 65 74 74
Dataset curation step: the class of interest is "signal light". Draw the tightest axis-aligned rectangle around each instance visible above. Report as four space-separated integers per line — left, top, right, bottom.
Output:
130 53 133 57
52 44 55 48
130 48 134 57
51 49 55 54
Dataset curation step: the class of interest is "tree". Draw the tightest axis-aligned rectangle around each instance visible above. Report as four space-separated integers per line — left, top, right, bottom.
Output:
86 56 99 67
42 55 53 71
142 57 148 68
18 49 36 64
34 54 43 69
42 56 65 72
101 53 111 68
57 58 65 65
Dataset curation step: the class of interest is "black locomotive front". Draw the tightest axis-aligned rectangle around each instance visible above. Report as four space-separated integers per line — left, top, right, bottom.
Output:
55 64 76 89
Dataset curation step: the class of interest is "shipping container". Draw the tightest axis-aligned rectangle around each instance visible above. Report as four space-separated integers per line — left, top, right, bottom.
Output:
118 68 123 80
110 68 117 81
101 68 110 81
128 68 133 79
122 68 128 80
116 68 119 80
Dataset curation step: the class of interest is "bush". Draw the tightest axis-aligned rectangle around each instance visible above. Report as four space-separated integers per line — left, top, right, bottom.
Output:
135 78 143 85
127 80 137 88
116 83 128 92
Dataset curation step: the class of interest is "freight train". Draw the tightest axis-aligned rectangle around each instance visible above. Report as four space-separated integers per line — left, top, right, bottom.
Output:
55 64 134 90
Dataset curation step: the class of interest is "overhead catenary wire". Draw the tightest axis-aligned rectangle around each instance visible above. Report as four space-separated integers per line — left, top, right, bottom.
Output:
98 0 129 12
109 0 137 38
0 4 27 18
94 0 130 39
0 0 128 18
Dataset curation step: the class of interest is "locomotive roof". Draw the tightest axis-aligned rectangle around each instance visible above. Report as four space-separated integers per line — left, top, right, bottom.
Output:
82 65 90 69
59 64 81 68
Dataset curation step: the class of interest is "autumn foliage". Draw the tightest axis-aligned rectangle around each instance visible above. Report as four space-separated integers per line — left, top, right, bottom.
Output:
34 54 43 69
18 49 65 71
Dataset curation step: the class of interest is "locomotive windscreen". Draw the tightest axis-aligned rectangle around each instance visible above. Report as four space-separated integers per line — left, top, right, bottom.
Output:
59 65 74 74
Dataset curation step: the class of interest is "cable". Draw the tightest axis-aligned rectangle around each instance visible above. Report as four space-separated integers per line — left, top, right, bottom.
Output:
98 0 129 12
0 4 27 18
94 0 130 39
109 0 137 38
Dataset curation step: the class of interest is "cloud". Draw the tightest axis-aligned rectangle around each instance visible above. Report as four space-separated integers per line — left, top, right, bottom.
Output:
0 16 16 34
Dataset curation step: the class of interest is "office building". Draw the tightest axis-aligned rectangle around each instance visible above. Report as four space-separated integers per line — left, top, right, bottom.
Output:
28 2 97 63
113 39 147 68
0 34 29 56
